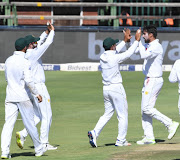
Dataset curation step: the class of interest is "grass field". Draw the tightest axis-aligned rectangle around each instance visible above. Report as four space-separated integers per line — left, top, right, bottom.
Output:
0 71 180 160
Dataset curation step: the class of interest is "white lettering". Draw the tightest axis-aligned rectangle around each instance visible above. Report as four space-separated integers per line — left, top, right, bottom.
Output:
43 65 53 71
120 65 128 71
68 65 92 71
88 33 104 60
168 41 180 61
88 33 180 63
161 41 169 57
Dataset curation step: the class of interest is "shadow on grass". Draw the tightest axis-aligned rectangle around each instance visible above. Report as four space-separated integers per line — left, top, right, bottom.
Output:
94 143 115 147
105 143 115 146
95 139 179 148
11 152 35 158
29 144 60 149
155 139 180 144
155 139 165 143
12 152 48 158
103 139 165 146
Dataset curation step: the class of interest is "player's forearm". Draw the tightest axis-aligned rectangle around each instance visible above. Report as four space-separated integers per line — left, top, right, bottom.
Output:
45 30 55 45
116 41 126 53
117 40 139 62
26 81 39 96
24 74 39 95
37 31 48 47
40 31 48 41
28 30 55 63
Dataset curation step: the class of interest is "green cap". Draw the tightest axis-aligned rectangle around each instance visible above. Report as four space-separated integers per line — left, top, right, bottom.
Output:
25 35 40 45
15 38 28 51
103 37 119 50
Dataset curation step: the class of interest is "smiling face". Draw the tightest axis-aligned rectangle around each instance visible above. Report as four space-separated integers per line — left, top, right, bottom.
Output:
142 31 150 43
142 25 157 43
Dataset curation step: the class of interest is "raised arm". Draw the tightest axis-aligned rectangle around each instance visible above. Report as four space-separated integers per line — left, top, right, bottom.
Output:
37 22 53 46
116 41 126 53
116 28 132 53
26 23 55 63
116 28 141 63
116 41 139 63
37 31 48 47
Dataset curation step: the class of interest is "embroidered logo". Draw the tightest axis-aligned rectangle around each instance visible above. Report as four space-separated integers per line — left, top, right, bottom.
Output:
145 91 149 95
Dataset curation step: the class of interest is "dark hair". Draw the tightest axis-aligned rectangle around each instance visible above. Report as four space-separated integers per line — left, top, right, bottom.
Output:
143 24 157 38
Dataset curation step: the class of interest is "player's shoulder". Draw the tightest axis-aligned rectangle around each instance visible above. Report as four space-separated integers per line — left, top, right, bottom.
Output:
156 40 162 48
155 39 163 52
5 55 12 63
172 59 180 69
174 59 180 65
5 53 16 65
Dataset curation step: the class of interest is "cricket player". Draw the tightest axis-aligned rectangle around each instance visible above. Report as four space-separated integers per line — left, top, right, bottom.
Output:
136 25 179 145
1 38 47 158
169 60 180 115
16 23 57 150
88 28 141 147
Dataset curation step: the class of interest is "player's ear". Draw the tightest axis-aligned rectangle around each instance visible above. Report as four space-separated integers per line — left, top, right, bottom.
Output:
149 33 153 38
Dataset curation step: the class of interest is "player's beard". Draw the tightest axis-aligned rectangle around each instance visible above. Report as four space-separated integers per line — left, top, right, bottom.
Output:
144 38 150 43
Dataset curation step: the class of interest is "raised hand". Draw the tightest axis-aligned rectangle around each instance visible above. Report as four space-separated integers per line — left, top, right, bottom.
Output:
135 28 141 41
123 28 132 43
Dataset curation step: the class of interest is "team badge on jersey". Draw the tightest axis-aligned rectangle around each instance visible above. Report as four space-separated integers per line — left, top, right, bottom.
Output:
145 91 149 95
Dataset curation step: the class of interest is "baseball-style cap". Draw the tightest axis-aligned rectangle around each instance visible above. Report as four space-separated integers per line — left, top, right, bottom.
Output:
15 38 28 51
103 37 119 50
25 35 40 45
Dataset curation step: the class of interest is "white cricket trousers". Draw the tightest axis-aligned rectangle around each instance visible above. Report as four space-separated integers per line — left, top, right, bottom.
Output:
1 101 42 155
94 83 128 143
20 83 52 144
141 77 172 139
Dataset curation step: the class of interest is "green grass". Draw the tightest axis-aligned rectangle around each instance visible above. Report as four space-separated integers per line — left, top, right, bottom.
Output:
0 71 180 160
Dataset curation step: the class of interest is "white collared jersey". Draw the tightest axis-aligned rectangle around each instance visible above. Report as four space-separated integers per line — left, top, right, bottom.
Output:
139 39 163 78
100 41 139 85
169 59 180 93
5 51 38 102
25 30 55 83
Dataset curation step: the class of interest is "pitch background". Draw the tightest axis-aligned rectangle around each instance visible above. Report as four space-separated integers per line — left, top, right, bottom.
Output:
0 71 180 160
